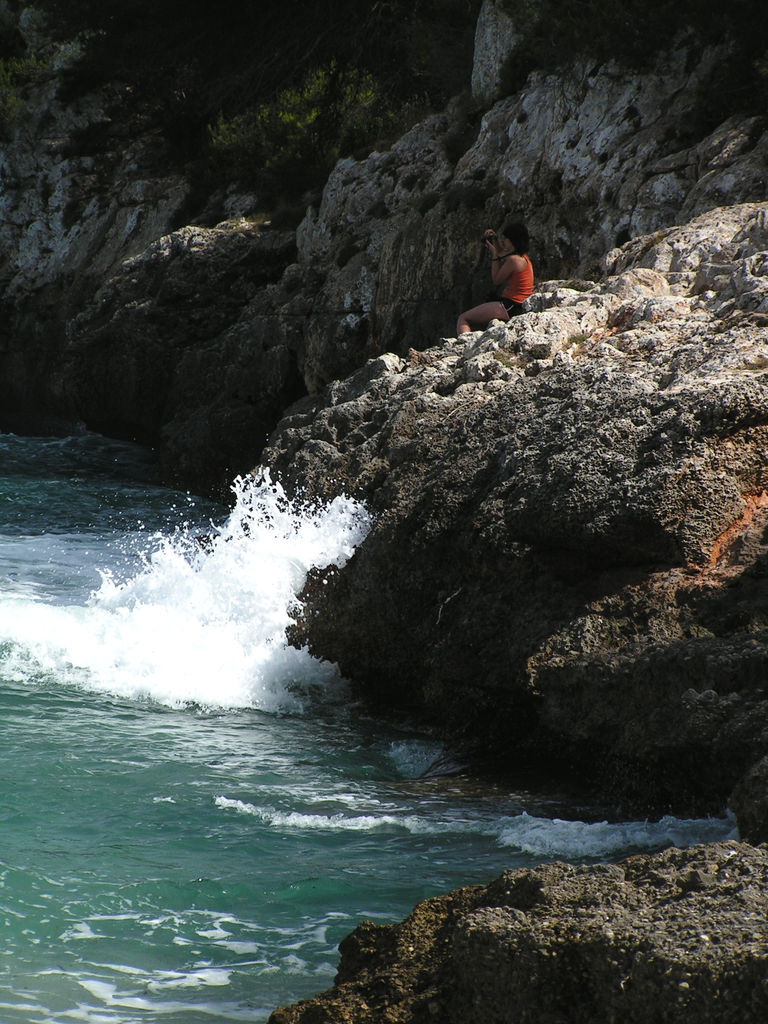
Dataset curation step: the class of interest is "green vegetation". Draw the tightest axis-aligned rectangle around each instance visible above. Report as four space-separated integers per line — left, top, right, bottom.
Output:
493 349 518 368
208 63 411 201
500 0 768 125
32 0 481 206
0 54 47 134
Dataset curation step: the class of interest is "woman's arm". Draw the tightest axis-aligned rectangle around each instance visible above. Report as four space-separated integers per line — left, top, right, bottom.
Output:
490 252 526 288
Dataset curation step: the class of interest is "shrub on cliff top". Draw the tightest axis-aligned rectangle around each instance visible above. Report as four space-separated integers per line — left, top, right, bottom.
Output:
208 63 393 201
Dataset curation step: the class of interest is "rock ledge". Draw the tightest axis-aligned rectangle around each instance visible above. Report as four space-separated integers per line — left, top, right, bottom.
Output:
269 841 768 1024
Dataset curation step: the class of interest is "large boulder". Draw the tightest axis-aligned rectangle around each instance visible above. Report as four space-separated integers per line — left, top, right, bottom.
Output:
263 203 768 829
268 841 768 1024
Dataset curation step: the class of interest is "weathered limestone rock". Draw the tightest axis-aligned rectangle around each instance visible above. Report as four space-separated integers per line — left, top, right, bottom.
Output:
0 15 189 305
294 110 459 385
3 13 767 493
271 39 768 409
471 0 518 104
454 62 768 279
264 203 768 829
268 841 768 1024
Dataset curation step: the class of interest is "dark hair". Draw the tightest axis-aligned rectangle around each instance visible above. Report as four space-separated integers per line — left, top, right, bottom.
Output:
501 221 529 254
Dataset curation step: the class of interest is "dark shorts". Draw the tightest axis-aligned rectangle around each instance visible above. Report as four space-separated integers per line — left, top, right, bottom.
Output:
500 298 524 317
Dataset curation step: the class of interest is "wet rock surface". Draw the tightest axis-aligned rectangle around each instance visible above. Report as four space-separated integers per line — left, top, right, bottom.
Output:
268 841 768 1024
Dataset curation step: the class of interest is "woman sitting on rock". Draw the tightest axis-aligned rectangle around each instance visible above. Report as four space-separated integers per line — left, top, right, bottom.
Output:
456 221 533 335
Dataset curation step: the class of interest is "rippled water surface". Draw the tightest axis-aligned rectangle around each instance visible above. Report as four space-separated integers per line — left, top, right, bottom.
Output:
0 433 736 1022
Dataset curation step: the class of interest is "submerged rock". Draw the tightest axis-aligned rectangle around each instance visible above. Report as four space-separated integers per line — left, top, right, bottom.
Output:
268 841 768 1024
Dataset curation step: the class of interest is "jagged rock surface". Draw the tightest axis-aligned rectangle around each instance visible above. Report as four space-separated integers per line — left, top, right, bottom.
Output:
268 841 768 1024
263 203 768 829
2 11 766 492
292 43 768 390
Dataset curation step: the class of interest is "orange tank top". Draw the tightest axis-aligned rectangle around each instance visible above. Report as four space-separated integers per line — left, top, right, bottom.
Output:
501 254 534 305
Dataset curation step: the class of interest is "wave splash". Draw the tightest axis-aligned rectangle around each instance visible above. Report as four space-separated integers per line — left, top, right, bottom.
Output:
214 796 737 860
0 472 371 710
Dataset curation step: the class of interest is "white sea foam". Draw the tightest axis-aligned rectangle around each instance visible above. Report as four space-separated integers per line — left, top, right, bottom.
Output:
0 472 371 710
497 810 738 859
214 796 737 860
214 796 419 831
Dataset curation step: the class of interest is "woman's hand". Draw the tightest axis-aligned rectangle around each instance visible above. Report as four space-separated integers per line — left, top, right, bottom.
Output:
483 229 498 256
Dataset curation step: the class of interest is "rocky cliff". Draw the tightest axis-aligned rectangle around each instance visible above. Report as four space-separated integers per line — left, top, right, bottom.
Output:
3 6 768 1019
264 201 768 829
254 50 768 1006
2 0 768 855
2 3 766 496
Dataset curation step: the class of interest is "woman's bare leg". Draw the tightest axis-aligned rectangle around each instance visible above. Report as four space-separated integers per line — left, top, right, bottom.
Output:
456 301 509 335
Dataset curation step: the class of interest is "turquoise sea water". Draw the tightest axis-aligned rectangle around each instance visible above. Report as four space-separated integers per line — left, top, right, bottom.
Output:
0 433 736 1023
